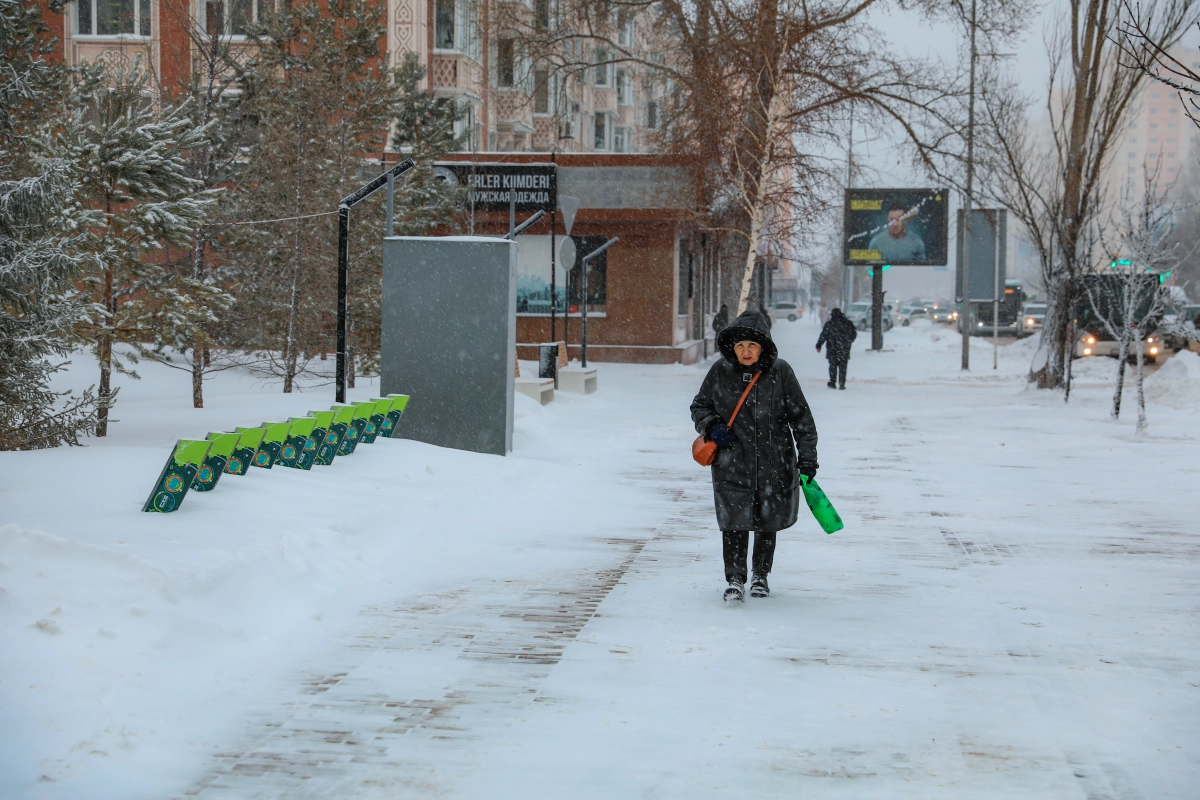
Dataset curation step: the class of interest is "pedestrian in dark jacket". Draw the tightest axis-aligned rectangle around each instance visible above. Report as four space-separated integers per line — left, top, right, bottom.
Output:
816 307 857 390
690 309 819 602
712 303 729 336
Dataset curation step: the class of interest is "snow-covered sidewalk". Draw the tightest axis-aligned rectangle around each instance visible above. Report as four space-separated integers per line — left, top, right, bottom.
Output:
3 319 1198 798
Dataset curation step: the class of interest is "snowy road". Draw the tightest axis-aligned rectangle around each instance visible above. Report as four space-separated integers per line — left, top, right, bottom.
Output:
3 318 1199 798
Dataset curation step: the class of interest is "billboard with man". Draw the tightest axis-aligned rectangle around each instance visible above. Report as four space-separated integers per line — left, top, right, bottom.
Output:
843 188 949 266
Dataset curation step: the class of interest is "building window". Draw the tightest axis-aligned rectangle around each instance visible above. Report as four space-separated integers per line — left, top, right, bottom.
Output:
594 50 609 86
534 0 550 30
594 113 607 150
77 0 151 36
616 70 631 105
617 12 634 46
560 99 580 139
533 69 550 113
613 127 629 153
497 39 515 86
435 0 455 48
678 241 691 313
647 100 658 129
202 0 259 36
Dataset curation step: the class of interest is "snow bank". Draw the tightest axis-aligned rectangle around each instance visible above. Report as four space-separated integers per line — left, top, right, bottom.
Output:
1145 350 1200 409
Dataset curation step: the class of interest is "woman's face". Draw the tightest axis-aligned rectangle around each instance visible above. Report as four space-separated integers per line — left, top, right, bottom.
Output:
734 340 762 366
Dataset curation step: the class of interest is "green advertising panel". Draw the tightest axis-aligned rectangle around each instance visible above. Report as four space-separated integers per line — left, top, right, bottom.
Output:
228 427 266 475
193 432 240 492
332 404 360 456
143 440 211 513
364 398 392 444
308 410 339 466
280 417 318 470
377 394 410 438
250 423 285 469
351 402 375 446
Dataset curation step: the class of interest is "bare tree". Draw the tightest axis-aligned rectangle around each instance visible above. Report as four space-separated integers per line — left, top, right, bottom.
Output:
1112 0 1200 129
979 0 1194 390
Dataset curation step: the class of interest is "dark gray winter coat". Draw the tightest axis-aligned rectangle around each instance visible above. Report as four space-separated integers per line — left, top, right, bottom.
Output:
690 310 819 532
816 309 857 363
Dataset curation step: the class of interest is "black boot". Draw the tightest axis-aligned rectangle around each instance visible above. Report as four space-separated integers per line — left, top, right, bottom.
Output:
749 532 775 597
722 530 748 602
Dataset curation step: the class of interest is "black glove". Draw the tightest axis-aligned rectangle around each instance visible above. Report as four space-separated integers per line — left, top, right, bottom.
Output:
710 421 738 448
798 466 817 482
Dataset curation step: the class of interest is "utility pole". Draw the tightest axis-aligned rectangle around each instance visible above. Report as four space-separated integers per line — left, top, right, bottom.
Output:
960 0 977 371
843 107 855 310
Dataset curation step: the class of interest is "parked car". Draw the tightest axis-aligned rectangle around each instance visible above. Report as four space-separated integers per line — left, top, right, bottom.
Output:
897 305 928 326
930 306 959 324
845 302 894 331
771 300 802 322
1020 302 1047 338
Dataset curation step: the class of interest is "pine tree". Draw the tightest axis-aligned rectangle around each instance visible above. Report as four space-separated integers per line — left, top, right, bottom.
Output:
49 59 218 436
227 0 396 392
0 0 102 450
157 0 250 408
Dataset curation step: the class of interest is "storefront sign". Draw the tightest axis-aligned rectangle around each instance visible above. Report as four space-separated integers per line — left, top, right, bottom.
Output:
434 163 556 213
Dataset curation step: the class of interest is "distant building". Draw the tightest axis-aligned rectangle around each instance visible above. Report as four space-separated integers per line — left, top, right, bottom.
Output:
41 0 666 156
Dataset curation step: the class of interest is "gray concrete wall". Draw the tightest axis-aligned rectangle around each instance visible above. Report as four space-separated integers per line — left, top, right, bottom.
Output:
381 236 516 456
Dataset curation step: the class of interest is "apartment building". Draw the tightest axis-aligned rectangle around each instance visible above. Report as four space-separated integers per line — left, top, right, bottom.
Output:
42 0 665 157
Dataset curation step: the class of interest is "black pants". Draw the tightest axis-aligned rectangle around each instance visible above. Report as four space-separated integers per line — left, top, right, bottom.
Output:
828 360 847 387
722 530 776 583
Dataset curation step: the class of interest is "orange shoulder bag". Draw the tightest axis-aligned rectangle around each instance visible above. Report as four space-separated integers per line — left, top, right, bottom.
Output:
692 372 760 466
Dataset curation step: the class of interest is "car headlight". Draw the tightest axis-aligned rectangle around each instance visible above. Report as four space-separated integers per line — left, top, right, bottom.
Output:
1083 348 1091 355
1150 347 1158 355
1026 318 1034 325
978 322 984 327
1086 336 1096 344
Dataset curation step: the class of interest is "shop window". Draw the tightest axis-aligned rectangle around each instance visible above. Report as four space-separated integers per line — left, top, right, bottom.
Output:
533 69 550 113
498 39 515 87
567 235 608 314
77 0 151 36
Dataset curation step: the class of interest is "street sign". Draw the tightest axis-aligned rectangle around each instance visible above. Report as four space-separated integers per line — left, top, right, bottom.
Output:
558 236 577 268
955 209 1007 302
434 163 556 213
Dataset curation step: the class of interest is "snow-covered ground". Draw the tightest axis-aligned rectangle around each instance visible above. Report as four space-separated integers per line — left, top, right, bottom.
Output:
3 317 1198 799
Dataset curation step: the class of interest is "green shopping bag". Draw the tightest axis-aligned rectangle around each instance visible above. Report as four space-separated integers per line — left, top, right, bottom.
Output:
800 475 844 534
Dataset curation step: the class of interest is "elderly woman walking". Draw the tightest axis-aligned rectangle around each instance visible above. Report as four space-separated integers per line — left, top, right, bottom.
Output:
690 310 819 602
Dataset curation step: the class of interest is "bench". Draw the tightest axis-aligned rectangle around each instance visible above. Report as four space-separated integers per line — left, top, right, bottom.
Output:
558 366 598 394
515 376 555 405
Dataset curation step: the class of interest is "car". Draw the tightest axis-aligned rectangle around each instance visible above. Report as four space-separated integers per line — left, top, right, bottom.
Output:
930 306 959 324
1074 331 1160 364
771 300 802 322
1020 302 1047 338
897 305 928 326
845 302 894 331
